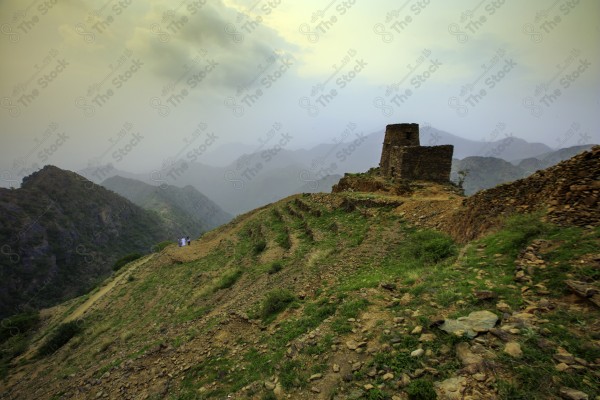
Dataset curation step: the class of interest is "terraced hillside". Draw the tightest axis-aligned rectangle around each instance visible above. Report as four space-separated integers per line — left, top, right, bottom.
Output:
0 148 598 400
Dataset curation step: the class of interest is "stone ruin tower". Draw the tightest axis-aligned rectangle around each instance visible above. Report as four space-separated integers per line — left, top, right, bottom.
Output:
379 123 453 182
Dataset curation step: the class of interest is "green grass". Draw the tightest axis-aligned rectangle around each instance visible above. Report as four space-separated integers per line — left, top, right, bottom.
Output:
112 252 143 271
215 268 243 291
331 298 370 334
261 289 296 322
37 320 83 357
400 228 457 264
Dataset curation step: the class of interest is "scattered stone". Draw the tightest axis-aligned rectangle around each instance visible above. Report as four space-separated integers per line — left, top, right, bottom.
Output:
411 326 423 335
473 373 486 382
456 342 483 369
273 383 283 398
346 340 358 350
332 364 340 373
565 280 600 308
496 301 511 313
555 363 570 372
439 310 499 338
383 373 394 381
311 386 320 393
504 342 523 358
489 328 511 342
390 337 403 344
351 362 362 372
474 290 496 301
435 376 467 400
309 373 322 381
397 373 411 388
412 368 425 378
364 384 374 391
554 348 576 364
419 333 436 342
410 348 425 357
265 381 276 390
393 317 405 324
559 386 589 400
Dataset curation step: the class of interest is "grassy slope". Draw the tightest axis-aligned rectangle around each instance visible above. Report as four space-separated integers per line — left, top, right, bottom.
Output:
0 191 599 400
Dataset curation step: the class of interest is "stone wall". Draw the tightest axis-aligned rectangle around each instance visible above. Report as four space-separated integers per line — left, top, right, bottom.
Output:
380 123 419 175
388 145 454 182
379 123 453 182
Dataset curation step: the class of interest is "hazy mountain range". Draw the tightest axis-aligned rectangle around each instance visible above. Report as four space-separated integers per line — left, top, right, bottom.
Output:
101 176 232 238
76 127 595 215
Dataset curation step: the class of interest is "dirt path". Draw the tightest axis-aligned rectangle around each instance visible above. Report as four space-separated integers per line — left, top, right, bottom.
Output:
63 254 154 323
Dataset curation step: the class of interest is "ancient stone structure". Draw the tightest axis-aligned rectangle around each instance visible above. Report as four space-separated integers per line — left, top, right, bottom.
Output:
379 123 453 182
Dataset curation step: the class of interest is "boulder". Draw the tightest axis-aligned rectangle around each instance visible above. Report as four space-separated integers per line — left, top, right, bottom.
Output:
439 310 498 338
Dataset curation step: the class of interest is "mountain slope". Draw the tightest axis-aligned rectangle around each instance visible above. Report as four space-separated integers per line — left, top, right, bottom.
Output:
0 166 170 319
1 148 598 399
101 176 232 237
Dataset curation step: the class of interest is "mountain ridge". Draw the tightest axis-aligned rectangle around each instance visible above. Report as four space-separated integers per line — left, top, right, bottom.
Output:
0 166 171 319
0 148 598 399
101 175 232 238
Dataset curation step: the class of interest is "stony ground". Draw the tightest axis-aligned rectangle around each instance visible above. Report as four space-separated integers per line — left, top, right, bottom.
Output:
0 147 598 400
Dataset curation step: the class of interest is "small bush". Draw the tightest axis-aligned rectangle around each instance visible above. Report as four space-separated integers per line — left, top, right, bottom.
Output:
216 269 243 290
152 240 172 253
0 311 40 344
268 262 283 275
253 240 267 255
406 379 437 400
403 229 457 264
262 289 295 320
37 321 83 357
112 253 143 271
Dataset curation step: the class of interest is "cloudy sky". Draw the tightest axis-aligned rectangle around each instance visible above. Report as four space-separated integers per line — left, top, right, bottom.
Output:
1 0 599 185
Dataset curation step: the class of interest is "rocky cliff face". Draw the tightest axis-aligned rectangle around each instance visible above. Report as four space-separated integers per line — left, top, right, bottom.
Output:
0 166 170 318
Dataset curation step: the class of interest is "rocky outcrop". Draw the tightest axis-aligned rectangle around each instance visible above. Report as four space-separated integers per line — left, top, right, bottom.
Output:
449 146 599 241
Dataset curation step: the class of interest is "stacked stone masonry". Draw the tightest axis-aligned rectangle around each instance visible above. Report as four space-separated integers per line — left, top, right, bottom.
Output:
380 123 453 182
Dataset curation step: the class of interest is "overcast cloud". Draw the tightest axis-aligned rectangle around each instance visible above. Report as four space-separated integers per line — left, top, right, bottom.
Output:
1 0 599 185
